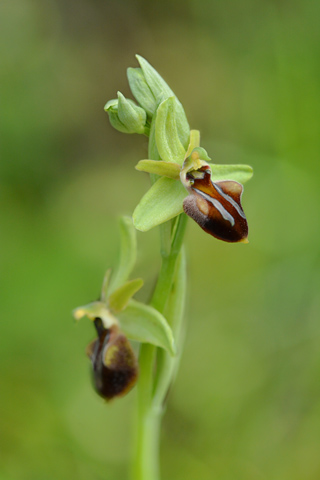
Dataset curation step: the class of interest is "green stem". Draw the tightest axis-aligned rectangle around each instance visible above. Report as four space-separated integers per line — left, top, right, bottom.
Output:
132 214 188 480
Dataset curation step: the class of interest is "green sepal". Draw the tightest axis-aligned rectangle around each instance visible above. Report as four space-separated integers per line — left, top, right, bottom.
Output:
208 163 253 184
109 216 137 293
133 176 187 232
136 55 190 148
100 268 112 302
127 67 157 118
118 299 176 355
108 278 144 313
185 130 200 157
148 110 161 162
155 97 186 164
117 92 147 134
135 160 180 179
104 99 129 133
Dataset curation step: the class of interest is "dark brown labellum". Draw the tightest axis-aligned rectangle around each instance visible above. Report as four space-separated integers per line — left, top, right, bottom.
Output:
86 318 139 400
183 167 248 243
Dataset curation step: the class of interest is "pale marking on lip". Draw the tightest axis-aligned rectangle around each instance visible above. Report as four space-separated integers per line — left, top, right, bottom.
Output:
213 182 246 219
193 188 235 226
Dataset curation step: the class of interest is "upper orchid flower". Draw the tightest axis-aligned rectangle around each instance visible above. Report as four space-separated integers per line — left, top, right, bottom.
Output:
104 56 253 242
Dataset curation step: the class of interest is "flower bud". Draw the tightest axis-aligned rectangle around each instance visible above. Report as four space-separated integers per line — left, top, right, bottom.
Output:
183 166 249 243
127 67 157 118
104 93 147 135
86 319 139 400
104 99 130 133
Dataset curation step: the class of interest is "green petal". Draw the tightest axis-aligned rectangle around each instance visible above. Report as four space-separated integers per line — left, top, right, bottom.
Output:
108 278 144 313
118 299 176 355
73 301 118 329
208 164 254 184
191 147 211 162
109 216 137 294
155 97 186 164
133 177 187 232
135 160 180 179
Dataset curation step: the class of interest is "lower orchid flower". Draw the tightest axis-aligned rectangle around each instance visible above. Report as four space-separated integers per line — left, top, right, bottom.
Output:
73 217 176 401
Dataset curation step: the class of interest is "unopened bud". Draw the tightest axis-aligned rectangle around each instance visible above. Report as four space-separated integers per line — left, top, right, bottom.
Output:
104 94 147 135
127 67 157 118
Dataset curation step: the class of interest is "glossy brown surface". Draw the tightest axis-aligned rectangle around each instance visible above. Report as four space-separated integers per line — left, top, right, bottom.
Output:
87 319 139 400
183 167 248 243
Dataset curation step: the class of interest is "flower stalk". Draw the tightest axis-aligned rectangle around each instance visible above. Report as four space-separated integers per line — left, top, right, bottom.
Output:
133 216 187 480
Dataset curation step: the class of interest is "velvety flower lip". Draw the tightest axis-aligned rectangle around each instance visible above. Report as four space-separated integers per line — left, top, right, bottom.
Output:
182 166 249 243
86 319 139 401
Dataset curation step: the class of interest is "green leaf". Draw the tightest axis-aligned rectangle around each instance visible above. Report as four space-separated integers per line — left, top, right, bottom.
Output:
155 97 186 164
135 160 180 179
118 299 176 355
109 216 137 293
127 67 157 117
153 249 187 405
133 176 187 231
209 164 254 184
108 278 144 313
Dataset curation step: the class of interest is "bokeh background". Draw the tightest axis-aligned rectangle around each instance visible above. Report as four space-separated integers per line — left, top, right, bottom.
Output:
1 0 320 479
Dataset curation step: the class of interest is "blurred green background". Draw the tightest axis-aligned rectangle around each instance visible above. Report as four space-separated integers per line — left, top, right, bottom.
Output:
1 0 320 479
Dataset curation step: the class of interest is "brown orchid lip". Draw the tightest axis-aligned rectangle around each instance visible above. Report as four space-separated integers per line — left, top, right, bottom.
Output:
183 167 249 243
86 319 139 401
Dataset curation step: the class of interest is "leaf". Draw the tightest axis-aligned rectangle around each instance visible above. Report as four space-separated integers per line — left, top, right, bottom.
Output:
209 164 253 184
118 299 176 355
109 216 137 293
152 249 187 404
108 278 144 313
155 97 186 164
127 67 157 117
135 160 180 179
133 176 187 232
164 249 187 335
